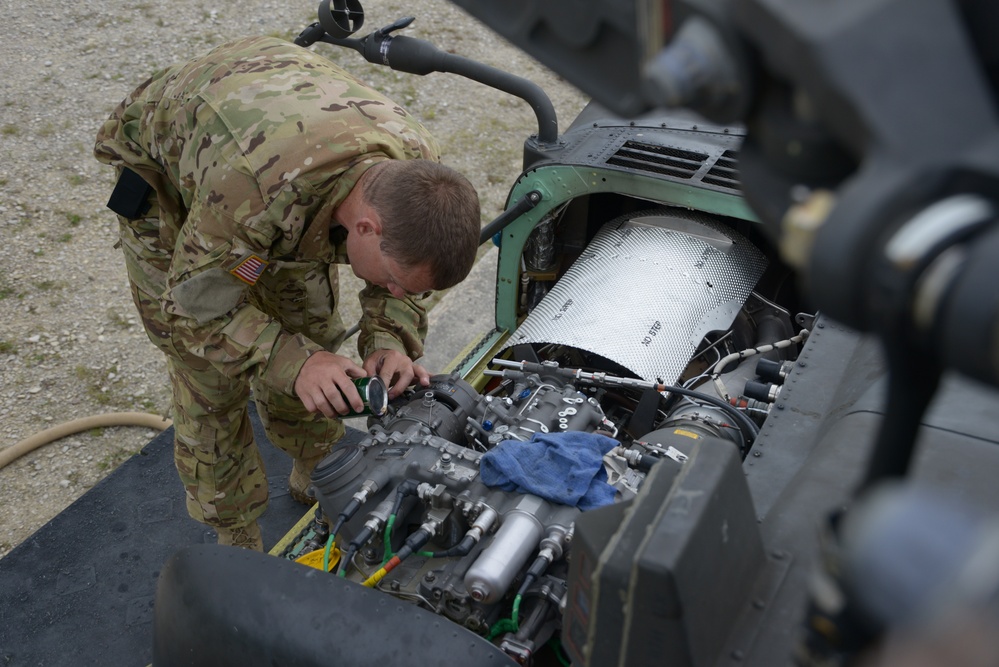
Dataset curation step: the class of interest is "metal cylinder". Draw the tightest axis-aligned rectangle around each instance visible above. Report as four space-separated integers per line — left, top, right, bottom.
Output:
663 403 744 450
464 500 546 603
343 376 388 417
744 380 781 403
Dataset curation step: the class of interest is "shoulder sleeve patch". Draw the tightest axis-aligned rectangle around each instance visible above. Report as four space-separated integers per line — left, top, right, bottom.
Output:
229 254 269 285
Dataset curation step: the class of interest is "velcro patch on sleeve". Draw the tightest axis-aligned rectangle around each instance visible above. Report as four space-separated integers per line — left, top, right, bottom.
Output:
229 254 269 285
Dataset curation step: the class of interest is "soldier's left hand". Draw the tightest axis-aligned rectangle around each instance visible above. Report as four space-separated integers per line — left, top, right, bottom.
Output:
364 349 431 399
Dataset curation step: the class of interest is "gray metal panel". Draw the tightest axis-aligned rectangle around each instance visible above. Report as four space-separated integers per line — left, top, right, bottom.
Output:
735 323 999 666
505 213 767 384
745 319 886 518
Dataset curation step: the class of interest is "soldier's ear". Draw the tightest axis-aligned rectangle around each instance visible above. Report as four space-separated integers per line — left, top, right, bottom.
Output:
356 213 384 238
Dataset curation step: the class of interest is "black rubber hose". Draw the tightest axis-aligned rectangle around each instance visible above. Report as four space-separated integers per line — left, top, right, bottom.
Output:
637 453 660 472
316 29 558 144
516 555 550 598
426 533 476 559
390 479 420 517
377 35 558 144
337 525 376 576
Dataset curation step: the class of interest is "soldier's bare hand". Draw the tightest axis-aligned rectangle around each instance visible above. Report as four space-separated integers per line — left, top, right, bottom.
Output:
363 349 431 399
295 351 367 417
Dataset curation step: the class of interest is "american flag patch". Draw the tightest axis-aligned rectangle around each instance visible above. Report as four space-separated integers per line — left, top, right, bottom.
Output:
229 254 268 285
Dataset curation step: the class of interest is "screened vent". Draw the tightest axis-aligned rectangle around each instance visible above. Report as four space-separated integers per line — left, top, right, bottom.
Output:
607 141 708 179
703 150 740 189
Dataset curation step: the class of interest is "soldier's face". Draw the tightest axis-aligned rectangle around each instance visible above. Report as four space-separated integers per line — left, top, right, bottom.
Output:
347 229 435 299
377 253 435 300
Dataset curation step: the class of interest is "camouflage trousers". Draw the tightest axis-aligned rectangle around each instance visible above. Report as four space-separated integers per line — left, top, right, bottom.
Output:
117 197 346 530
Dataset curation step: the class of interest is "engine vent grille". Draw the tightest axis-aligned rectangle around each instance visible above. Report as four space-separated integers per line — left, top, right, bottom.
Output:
607 141 708 179
703 150 739 189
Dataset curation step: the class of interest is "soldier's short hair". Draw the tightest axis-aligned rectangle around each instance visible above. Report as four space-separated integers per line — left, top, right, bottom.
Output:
362 160 481 289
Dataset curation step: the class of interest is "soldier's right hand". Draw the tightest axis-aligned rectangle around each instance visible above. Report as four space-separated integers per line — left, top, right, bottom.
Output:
294 351 367 417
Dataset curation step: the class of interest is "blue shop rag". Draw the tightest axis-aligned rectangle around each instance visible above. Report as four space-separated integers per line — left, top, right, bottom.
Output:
479 431 618 510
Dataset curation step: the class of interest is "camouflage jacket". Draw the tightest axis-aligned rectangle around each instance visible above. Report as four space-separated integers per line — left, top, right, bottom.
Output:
94 36 439 396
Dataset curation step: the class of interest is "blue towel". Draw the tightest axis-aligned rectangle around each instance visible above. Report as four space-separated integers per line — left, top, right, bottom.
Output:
479 431 618 510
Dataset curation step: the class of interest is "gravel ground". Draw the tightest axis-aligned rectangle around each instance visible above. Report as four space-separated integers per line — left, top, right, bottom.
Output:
0 0 586 558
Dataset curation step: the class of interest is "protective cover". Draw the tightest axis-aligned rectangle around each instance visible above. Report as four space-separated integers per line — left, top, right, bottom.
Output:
153 545 517 667
505 212 767 384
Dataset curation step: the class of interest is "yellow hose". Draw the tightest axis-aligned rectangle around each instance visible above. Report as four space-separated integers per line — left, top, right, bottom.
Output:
0 412 173 471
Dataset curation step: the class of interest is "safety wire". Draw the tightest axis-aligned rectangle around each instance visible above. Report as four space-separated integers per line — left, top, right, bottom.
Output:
691 330 732 365
548 637 572 666
382 516 396 562
487 571 534 639
337 552 351 578
322 533 337 573
323 511 353 575
680 347 723 399
486 596 521 640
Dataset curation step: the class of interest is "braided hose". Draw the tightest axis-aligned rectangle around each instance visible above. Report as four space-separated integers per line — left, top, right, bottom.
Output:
710 330 810 400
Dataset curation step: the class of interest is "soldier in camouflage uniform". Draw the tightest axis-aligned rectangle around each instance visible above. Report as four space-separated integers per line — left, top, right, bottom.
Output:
93 36 481 551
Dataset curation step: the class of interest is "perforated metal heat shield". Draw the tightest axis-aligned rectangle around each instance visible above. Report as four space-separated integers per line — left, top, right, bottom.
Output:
504 212 767 384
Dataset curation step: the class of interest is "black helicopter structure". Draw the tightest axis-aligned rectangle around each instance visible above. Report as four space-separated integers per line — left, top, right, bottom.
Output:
3 0 999 665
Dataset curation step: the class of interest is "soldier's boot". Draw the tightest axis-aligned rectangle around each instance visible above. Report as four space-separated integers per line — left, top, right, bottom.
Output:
216 520 264 552
289 457 323 505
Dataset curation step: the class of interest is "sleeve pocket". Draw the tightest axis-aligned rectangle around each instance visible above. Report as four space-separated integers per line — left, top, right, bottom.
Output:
164 241 247 324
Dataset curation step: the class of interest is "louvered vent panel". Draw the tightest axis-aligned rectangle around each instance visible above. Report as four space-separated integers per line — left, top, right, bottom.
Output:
607 141 708 179
703 150 740 189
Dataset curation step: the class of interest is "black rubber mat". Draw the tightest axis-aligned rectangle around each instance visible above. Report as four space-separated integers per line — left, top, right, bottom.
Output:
0 403 364 666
